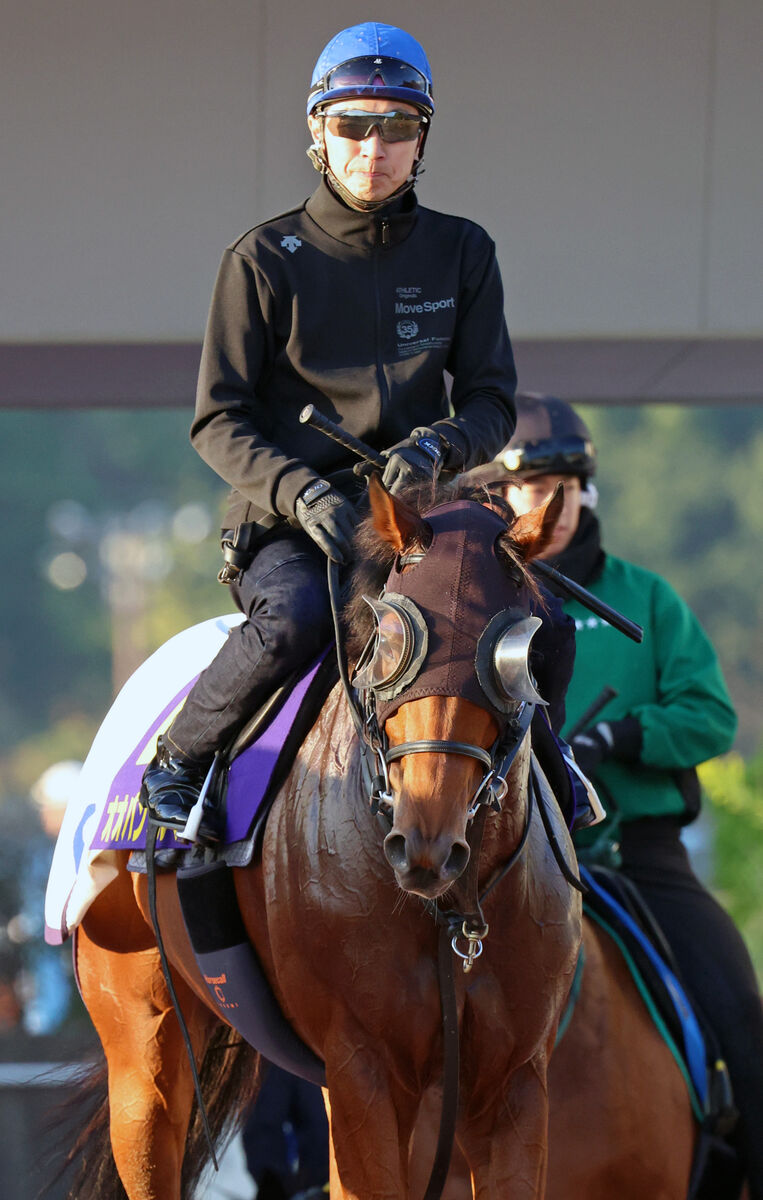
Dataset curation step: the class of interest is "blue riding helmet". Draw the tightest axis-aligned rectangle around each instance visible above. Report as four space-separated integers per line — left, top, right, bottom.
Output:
307 22 434 116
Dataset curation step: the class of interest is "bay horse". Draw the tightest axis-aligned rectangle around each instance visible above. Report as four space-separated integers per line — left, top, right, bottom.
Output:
68 475 695 1199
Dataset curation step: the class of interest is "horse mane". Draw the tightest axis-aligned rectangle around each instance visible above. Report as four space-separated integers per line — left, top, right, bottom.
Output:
343 477 543 661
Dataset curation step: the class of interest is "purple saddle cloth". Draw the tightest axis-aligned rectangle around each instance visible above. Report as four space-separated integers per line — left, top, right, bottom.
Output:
93 653 333 859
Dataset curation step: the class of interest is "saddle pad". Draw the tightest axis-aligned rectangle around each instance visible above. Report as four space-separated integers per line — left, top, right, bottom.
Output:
45 613 244 944
98 655 326 855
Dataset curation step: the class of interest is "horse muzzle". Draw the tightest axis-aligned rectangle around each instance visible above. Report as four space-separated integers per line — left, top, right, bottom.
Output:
383 825 471 898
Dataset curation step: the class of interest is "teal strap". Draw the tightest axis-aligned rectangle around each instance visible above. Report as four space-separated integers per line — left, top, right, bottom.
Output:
585 908 705 1123
555 946 586 1048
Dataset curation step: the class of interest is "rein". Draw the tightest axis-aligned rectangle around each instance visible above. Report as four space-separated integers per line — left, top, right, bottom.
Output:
145 824 218 1170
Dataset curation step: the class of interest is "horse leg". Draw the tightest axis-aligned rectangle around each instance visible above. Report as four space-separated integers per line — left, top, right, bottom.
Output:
77 862 217 1200
460 1057 550 1200
323 1039 418 1200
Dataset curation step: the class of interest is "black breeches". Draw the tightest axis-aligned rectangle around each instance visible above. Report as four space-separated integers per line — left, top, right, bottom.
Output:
168 530 333 760
620 819 763 1197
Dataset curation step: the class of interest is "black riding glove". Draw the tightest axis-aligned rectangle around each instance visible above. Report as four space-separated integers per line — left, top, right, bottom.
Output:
295 479 358 564
378 428 445 495
570 717 642 778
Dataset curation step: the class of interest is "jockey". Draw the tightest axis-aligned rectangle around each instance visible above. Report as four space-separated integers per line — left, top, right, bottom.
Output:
481 392 763 1197
140 23 518 841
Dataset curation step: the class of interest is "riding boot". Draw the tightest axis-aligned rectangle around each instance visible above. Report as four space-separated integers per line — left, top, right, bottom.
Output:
139 733 220 845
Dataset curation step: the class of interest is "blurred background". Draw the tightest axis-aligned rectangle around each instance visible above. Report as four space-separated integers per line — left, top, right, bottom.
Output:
2 1 761 1195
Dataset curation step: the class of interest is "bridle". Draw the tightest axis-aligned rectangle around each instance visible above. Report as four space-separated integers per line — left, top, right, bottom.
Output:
362 695 534 825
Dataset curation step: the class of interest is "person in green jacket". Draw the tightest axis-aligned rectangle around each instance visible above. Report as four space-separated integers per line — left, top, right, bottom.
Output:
474 393 763 1198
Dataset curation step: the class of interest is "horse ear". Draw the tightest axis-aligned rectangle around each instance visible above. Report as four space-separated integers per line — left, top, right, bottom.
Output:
368 473 430 553
507 482 565 561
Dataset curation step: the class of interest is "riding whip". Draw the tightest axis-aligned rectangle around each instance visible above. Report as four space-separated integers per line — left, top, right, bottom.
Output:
530 561 643 644
566 685 619 740
299 404 386 468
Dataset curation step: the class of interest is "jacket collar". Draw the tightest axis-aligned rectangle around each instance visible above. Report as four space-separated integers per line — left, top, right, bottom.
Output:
305 179 418 249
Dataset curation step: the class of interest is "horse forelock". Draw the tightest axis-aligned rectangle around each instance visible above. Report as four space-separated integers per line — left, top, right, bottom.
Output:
343 479 542 662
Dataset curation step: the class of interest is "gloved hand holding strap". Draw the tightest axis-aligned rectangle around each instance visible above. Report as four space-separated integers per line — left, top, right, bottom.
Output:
295 478 358 564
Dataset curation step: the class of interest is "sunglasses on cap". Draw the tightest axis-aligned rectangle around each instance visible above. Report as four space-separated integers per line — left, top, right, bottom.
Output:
322 110 427 143
316 54 431 98
502 436 595 475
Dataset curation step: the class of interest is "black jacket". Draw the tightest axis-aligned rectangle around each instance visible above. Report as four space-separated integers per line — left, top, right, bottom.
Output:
192 181 517 529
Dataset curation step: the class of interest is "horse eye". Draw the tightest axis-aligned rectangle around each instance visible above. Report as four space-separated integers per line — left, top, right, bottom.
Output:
493 616 546 706
352 601 414 690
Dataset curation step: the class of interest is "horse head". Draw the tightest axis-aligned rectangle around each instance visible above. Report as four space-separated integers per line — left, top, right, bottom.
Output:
349 473 564 899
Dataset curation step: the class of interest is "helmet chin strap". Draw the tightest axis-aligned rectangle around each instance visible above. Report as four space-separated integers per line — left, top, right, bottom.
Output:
306 127 427 213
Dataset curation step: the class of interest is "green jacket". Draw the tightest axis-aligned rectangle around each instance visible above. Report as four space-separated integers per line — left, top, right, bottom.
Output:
560 553 737 837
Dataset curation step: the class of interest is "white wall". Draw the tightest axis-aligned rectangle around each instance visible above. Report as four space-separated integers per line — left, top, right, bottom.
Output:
2 0 761 342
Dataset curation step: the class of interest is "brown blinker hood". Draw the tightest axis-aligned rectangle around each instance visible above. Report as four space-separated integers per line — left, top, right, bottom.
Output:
375 499 533 725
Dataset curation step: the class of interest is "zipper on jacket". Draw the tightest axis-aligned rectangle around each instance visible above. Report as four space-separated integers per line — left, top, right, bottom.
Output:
374 222 391 422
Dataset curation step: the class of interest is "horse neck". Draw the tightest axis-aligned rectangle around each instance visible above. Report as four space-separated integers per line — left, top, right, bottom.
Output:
310 681 383 839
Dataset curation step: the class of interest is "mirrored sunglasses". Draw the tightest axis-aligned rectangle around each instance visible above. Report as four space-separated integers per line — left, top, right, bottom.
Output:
323 110 427 143
323 55 431 97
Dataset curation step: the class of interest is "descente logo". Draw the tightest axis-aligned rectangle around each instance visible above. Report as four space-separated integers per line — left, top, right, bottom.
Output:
395 297 455 314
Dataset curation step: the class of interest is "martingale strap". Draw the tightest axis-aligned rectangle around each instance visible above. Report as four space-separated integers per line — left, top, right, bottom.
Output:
421 920 461 1200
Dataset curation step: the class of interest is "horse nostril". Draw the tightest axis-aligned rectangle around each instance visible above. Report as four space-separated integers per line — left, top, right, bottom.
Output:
443 840 470 881
384 832 409 872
